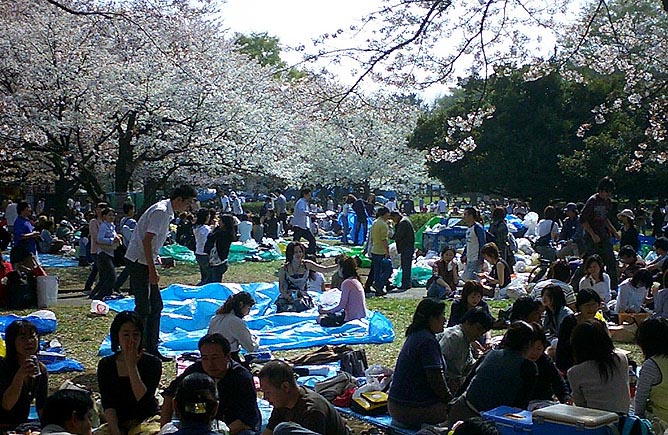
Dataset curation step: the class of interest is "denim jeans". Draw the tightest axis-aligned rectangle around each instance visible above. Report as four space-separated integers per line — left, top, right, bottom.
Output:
371 253 392 292
292 226 317 255
127 260 163 355
195 253 210 286
399 248 414 289
91 252 115 299
208 262 229 284
463 259 481 281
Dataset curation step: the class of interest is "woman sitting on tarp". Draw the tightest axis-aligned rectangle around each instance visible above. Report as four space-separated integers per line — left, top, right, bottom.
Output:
317 256 367 327
0 320 48 429
388 298 450 428
446 321 538 427
208 291 259 364
275 242 337 313
97 311 162 435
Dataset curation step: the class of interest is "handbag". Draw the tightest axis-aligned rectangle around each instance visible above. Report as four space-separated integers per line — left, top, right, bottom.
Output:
350 391 388 416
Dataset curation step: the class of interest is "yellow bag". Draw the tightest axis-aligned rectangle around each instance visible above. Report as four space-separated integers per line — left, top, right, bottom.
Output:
350 391 388 416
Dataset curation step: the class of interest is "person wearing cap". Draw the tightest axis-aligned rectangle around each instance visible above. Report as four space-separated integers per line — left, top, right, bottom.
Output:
580 176 621 289
617 208 640 253
557 203 584 259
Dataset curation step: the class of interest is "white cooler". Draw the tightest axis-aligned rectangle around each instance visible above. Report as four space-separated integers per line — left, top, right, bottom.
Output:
532 404 619 435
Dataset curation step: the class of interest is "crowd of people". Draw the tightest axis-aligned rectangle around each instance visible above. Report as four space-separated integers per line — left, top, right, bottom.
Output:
3 177 668 434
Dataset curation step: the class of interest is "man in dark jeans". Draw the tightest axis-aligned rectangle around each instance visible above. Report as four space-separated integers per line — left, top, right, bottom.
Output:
580 176 621 290
291 188 318 256
390 211 415 291
351 196 368 246
124 185 197 361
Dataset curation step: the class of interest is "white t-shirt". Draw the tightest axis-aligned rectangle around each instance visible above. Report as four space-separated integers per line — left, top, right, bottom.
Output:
308 271 326 292
615 278 647 313
537 219 559 238
238 221 252 242
386 200 397 212
437 200 447 213
125 199 174 266
193 224 211 255
293 198 309 230
579 273 612 303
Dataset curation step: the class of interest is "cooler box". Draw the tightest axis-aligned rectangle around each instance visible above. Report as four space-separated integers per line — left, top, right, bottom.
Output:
482 406 533 434
532 404 618 435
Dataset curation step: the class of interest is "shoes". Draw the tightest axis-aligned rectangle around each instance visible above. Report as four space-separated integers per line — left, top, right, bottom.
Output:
395 286 412 292
156 352 174 363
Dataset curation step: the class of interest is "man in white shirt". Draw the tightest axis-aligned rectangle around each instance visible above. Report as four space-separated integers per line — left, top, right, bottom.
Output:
292 188 318 255
386 197 397 213
437 196 447 214
231 192 244 216
125 185 197 361
220 192 231 213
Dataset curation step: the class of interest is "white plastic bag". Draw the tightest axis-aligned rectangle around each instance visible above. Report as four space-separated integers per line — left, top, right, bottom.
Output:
90 300 110 315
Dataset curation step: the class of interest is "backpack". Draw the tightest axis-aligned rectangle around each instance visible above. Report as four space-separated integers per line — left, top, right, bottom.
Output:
618 415 654 435
340 349 368 377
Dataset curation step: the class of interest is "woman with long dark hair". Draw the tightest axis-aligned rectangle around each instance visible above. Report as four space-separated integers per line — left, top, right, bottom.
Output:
567 319 630 413
208 291 259 364
446 321 538 426
317 256 367 327
447 281 491 327
541 284 573 338
96 311 162 435
275 241 337 313
388 298 450 428
0 320 48 426
206 214 236 284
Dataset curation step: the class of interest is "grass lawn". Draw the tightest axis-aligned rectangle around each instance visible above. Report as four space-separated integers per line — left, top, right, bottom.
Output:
0 259 644 426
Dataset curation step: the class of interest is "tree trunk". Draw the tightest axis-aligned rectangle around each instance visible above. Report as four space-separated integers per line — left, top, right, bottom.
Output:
52 178 79 220
113 111 137 218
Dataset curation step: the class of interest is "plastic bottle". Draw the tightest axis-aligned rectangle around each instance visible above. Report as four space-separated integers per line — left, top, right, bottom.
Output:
629 365 637 398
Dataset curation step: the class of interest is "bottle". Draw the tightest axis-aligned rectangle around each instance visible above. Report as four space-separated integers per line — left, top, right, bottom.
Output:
628 365 637 398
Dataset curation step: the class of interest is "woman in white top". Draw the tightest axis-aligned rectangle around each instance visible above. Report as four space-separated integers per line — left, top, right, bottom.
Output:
616 268 653 314
208 291 259 365
579 254 611 307
192 209 211 286
534 206 559 262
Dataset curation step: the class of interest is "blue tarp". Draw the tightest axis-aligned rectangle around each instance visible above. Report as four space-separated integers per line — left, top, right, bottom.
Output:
2 253 79 268
99 282 395 357
0 314 57 335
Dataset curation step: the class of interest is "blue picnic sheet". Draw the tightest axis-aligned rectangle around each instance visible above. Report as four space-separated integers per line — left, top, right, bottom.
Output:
99 282 395 357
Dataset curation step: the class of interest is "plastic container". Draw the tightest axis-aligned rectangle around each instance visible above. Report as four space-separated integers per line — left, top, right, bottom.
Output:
36 275 58 308
532 404 618 435
482 406 533 434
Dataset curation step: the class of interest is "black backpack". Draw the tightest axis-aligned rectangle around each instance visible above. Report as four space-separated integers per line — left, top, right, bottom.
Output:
6 271 36 309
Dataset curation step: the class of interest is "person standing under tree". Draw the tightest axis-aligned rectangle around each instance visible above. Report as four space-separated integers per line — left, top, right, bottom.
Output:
291 188 318 256
580 177 621 290
124 185 197 361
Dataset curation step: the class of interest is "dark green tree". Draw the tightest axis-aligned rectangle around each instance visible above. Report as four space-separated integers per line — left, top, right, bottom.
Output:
234 32 305 80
